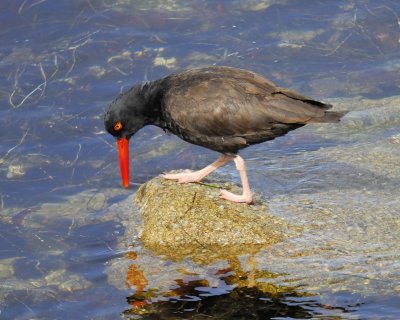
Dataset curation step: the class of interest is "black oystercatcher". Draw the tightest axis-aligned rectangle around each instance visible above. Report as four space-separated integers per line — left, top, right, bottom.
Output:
104 66 345 204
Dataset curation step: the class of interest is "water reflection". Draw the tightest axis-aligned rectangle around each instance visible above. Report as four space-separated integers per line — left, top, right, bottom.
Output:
121 251 354 319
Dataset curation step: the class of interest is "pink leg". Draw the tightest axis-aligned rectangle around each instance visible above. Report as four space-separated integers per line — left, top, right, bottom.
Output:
220 155 253 204
161 154 234 183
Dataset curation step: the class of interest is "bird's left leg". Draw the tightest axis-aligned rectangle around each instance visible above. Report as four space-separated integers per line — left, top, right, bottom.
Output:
220 155 253 204
161 154 234 183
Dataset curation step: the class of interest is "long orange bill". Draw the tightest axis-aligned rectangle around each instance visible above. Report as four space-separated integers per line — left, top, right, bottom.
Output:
117 136 130 188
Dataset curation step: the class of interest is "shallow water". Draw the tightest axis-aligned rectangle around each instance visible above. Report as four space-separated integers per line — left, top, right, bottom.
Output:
1 0 400 319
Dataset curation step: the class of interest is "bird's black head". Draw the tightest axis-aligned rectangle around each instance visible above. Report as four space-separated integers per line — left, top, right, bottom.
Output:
104 85 146 188
104 82 163 189
104 85 148 141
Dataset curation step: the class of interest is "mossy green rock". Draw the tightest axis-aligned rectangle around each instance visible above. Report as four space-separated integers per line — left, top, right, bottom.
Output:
135 177 296 262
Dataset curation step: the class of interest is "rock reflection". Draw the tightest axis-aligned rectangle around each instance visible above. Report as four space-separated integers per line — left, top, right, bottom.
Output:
121 251 313 319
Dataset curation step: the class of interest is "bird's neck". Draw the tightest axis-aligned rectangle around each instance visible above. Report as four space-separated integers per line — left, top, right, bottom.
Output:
137 79 164 126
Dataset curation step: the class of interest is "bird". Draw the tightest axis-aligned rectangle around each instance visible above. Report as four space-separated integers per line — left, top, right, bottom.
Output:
104 66 345 204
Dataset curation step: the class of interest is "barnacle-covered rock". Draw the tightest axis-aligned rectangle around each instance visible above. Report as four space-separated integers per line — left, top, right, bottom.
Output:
135 177 296 263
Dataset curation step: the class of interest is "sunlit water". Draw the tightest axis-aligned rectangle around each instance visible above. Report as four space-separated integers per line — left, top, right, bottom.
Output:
1 1 400 319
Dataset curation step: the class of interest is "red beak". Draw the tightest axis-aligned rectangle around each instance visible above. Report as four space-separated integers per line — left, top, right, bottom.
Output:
117 136 130 188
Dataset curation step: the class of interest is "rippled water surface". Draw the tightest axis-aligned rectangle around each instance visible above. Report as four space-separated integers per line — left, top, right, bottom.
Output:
1 1 400 319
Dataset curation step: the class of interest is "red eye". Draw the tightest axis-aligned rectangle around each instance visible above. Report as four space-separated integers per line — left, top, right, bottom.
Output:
114 121 123 131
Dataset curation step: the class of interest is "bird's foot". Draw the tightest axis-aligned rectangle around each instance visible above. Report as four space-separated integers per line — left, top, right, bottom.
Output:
220 189 253 204
161 170 204 184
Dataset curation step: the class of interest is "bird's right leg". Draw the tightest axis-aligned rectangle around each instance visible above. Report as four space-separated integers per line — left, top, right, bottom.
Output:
219 155 253 204
161 154 234 183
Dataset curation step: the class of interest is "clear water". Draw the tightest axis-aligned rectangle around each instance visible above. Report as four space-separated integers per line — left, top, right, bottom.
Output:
1 0 400 319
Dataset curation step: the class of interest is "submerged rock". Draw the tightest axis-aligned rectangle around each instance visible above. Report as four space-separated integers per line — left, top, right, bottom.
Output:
134 177 296 263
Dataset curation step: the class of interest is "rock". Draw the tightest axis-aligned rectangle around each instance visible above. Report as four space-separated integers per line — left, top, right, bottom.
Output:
233 0 287 11
134 177 297 263
0 258 15 279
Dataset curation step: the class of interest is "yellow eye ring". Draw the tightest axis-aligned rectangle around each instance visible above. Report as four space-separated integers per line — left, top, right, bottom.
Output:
114 121 123 131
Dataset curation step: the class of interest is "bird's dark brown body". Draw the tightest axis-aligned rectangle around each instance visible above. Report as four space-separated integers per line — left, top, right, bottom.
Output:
157 66 342 154
104 66 345 203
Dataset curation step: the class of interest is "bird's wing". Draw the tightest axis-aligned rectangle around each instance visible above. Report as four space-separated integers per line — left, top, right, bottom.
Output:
162 69 329 138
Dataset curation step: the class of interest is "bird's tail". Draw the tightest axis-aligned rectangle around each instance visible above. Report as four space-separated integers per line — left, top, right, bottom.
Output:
309 110 348 123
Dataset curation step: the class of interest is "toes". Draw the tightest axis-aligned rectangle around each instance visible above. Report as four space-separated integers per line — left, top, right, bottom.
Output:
220 190 239 202
177 177 189 184
219 189 230 198
177 175 201 183
220 190 253 204
161 170 201 183
161 173 175 180
161 170 193 180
